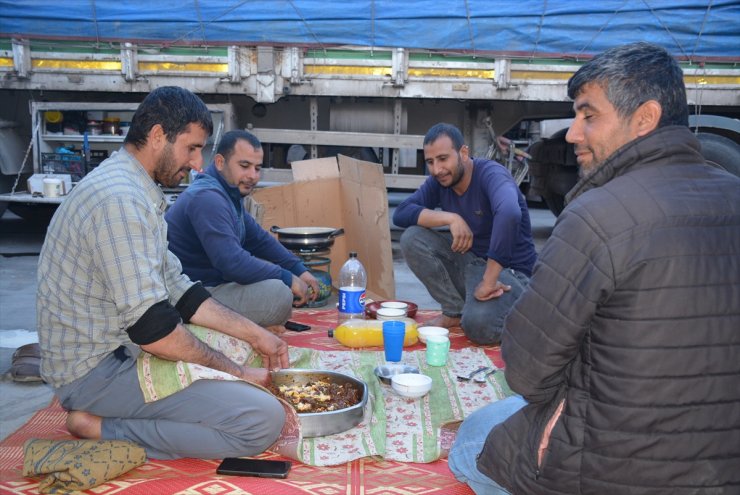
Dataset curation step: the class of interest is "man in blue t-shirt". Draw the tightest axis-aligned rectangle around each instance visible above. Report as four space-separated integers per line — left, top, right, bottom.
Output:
393 123 536 344
165 130 319 331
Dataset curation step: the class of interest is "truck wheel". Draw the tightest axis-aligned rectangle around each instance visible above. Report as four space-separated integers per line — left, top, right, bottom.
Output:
696 132 740 177
326 146 379 163
528 128 578 217
535 131 740 217
541 193 566 216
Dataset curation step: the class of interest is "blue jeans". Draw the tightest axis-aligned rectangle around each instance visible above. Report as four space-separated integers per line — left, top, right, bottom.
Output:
400 226 529 344
449 396 527 495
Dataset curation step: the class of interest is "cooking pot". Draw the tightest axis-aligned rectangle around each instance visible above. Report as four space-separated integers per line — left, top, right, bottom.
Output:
271 226 344 251
271 369 368 437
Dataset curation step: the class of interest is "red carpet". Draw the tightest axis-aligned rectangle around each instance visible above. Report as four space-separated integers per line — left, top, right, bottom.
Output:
0 309 501 494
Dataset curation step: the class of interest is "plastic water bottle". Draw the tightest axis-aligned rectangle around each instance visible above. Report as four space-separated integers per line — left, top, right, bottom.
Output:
338 252 367 323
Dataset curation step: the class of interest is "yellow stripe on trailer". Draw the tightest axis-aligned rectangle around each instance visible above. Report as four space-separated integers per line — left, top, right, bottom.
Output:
512 70 574 80
138 62 228 73
305 64 495 79
408 67 495 79
513 70 739 86
32 59 122 71
305 65 392 77
685 74 740 85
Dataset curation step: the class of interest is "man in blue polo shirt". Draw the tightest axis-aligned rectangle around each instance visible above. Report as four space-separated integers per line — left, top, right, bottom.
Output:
393 123 536 344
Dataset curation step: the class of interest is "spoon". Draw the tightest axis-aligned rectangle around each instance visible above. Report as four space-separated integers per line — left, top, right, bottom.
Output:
473 368 498 383
456 366 490 382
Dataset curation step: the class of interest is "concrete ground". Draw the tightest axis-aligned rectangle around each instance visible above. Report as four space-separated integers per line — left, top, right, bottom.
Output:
0 204 555 441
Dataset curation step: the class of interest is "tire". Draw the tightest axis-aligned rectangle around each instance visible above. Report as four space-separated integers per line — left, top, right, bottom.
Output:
326 146 379 163
696 132 740 177
535 131 740 217
528 128 578 217
541 193 566 217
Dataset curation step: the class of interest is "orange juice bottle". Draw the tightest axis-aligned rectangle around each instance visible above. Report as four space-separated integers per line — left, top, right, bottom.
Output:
328 318 419 348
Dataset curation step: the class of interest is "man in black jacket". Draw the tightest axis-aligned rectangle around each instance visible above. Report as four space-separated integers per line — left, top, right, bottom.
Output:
449 42 740 494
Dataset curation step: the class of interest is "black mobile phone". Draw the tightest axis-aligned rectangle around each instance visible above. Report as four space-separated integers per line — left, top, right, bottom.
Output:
285 320 311 332
216 457 291 478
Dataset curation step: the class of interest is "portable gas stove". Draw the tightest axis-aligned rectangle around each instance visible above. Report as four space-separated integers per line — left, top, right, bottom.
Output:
271 226 344 308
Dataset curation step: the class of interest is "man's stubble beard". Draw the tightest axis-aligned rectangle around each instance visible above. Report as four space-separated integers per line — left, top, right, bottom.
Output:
153 143 184 188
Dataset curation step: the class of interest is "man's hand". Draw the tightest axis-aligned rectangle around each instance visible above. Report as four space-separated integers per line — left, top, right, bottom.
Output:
237 366 272 388
248 328 290 372
474 279 511 301
300 271 320 302
189 297 291 371
291 272 320 306
449 214 474 253
417 210 474 254
474 258 510 301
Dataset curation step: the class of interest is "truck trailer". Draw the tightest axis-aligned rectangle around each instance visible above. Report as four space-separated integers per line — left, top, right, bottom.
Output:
1 0 738 219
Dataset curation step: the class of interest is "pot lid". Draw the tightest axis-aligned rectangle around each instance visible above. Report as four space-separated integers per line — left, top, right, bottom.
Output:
274 227 339 235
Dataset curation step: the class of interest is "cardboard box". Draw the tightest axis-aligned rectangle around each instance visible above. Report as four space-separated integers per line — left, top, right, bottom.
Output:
252 155 395 300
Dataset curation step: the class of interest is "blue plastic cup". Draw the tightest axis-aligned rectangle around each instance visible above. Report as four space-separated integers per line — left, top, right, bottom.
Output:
382 320 406 362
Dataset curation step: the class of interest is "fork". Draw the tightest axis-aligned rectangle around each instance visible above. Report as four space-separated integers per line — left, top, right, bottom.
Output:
456 366 490 381
473 368 498 383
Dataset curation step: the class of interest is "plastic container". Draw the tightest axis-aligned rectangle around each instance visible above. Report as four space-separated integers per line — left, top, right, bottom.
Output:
329 318 419 348
102 117 120 135
376 307 407 320
392 373 433 398
86 120 102 135
380 301 409 311
337 252 367 323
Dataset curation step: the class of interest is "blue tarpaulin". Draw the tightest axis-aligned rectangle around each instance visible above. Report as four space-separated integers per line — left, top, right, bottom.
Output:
1 0 738 60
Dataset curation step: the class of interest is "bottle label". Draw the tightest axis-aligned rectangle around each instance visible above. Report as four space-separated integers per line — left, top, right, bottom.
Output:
338 286 366 314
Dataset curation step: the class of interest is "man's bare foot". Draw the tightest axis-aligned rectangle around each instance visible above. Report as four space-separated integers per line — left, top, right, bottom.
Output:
66 410 103 439
426 314 462 329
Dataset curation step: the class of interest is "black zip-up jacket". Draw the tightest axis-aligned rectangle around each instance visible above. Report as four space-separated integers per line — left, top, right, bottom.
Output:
477 126 740 494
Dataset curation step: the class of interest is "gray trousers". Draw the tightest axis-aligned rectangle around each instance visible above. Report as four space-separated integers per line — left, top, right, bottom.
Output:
55 346 285 460
208 279 293 327
400 226 529 345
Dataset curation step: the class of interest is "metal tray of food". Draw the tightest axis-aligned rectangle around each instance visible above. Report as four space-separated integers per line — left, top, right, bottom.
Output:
270 369 368 438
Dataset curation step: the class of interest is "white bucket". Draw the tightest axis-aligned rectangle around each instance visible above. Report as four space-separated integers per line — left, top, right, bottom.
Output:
42 178 64 198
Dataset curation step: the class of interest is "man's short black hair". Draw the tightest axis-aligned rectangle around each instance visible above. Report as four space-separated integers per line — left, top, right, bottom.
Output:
217 130 262 162
125 86 214 148
424 123 465 151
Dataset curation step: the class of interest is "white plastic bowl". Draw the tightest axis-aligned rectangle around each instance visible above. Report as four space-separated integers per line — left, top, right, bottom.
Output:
373 364 420 385
391 373 433 399
376 307 407 320
380 301 409 311
417 326 450 344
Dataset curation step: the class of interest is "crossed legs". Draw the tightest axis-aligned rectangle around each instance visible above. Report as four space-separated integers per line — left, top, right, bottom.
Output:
56 348 284 460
